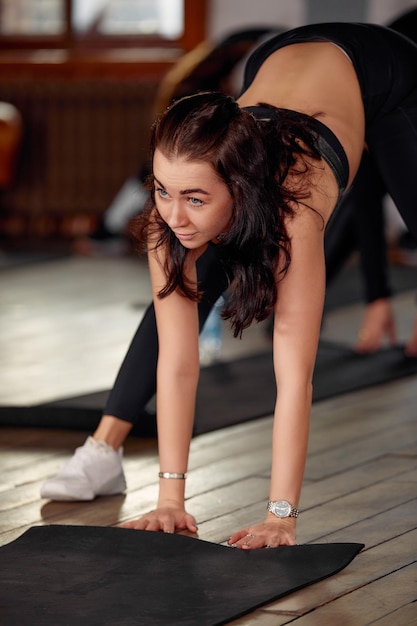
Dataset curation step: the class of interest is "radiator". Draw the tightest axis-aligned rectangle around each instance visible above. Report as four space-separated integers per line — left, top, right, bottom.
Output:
0 79 157 237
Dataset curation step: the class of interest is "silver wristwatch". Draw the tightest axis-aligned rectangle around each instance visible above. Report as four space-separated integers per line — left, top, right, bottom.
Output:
267 500 299 518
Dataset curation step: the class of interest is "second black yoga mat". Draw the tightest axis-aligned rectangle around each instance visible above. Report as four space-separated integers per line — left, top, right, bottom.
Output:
0 341 416 435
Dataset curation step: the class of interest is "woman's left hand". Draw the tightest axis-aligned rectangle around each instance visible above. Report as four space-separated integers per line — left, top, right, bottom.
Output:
228 517 297 549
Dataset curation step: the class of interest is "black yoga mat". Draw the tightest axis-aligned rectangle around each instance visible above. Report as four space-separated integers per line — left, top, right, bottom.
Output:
1 341 416 436
0 525 363 626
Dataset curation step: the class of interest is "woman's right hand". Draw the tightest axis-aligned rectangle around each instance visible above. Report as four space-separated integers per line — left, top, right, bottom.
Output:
120 505 198 535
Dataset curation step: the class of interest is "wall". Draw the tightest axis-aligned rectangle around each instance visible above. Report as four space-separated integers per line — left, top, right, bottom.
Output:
0 77 156 240
208 0 417 40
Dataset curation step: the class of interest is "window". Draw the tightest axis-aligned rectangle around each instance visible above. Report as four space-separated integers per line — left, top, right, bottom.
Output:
0 0 205 51
73 0 183 39
0 0 65 36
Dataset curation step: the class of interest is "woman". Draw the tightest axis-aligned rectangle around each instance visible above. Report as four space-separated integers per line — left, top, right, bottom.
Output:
42 23 417 548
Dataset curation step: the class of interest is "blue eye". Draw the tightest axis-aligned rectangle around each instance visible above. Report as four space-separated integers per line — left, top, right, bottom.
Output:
155 187 168 198
189 196 203 206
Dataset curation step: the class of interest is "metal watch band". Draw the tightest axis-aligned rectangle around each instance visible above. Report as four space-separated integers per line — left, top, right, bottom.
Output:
267 500 300 518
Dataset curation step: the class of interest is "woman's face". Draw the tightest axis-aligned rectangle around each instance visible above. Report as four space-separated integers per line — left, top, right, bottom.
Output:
153 149 234 249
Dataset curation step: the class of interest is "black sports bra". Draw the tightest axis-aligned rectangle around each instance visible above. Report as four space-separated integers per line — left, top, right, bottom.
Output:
243 104 349 199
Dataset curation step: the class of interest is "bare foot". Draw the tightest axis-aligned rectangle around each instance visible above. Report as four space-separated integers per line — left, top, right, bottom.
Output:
354 298 397 354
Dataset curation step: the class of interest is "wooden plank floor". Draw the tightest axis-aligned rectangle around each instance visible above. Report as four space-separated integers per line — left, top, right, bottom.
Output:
1 255 417 624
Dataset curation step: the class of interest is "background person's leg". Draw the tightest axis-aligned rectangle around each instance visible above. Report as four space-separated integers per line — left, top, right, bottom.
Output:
367 100 417 355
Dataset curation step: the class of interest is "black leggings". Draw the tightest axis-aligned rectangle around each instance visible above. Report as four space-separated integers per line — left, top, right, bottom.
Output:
325 150 391 303
366 97 417 243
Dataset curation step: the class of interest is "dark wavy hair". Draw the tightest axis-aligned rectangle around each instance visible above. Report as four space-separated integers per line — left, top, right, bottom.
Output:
133 92 322 337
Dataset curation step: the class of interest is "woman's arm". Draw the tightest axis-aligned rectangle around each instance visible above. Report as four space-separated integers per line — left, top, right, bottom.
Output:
270 205 326 520
122 242 203 533
229 163 335 549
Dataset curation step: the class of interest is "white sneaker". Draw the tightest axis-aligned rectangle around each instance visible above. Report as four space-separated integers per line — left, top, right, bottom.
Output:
40 437 126 501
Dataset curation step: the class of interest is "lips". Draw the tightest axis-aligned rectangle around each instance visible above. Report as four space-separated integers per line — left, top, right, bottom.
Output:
174 231 197 241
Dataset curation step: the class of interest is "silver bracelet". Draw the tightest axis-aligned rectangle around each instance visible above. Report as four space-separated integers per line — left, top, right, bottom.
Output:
158 472 187 480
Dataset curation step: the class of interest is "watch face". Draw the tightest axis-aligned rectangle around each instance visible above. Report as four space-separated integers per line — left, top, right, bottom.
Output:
273 500 291 517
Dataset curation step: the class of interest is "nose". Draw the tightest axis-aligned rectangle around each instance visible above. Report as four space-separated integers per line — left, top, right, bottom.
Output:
166 201 189 229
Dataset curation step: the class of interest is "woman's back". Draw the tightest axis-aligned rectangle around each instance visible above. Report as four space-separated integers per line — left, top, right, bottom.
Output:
238 41 365 186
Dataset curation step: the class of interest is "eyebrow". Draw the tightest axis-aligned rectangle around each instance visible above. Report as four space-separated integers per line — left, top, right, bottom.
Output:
154 177 210 196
